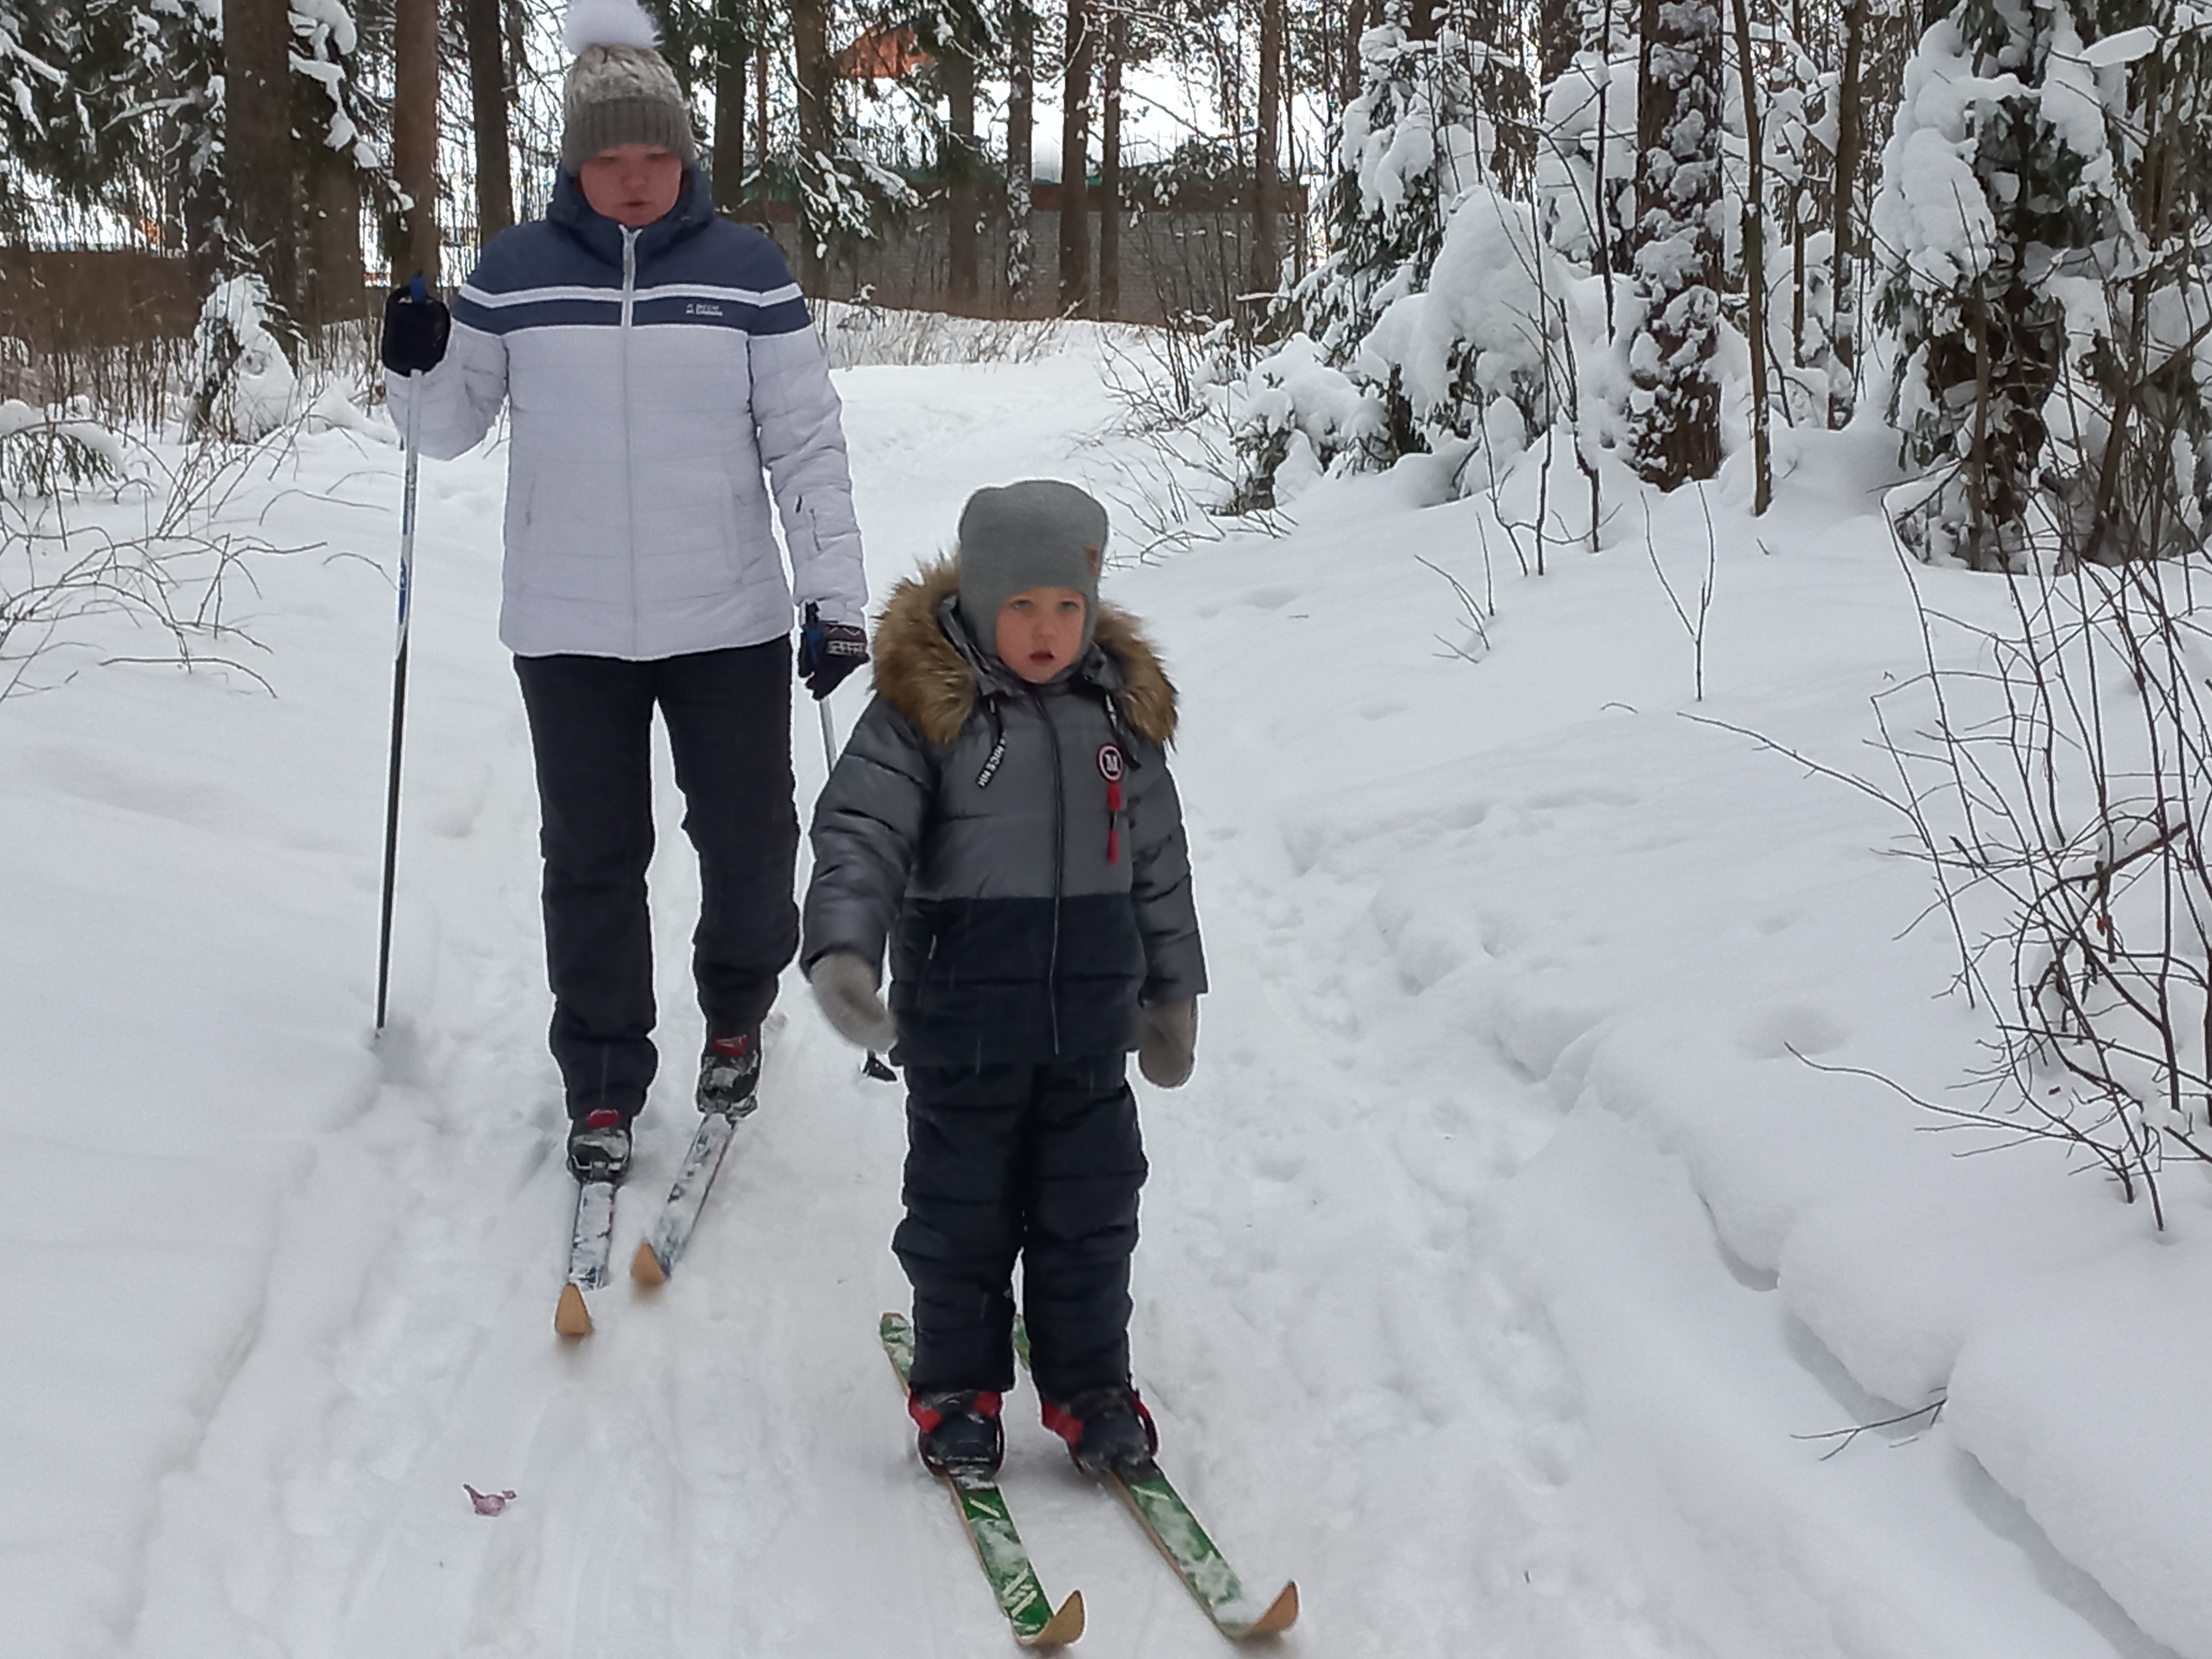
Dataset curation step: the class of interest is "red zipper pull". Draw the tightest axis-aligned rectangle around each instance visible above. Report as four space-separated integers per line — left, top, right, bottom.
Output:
1106 778 1123 863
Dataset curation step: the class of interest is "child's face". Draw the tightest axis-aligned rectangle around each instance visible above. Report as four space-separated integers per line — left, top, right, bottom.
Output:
995 586 1088 684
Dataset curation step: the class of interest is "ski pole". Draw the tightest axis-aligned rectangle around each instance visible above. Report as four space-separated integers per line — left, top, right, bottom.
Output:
816 694 896 1082
374 282 427 1034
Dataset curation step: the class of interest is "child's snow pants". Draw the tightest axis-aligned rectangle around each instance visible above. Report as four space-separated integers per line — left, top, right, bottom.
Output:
895 1051 1148 1404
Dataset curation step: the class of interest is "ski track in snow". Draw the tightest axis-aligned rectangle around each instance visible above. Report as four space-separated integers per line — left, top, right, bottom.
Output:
2 336 2201 1658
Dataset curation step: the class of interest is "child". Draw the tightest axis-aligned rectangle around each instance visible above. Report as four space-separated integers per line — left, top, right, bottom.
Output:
801 480 1205 1478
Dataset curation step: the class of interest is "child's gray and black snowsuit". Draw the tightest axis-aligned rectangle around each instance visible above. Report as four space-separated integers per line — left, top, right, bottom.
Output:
801 559 1205 1401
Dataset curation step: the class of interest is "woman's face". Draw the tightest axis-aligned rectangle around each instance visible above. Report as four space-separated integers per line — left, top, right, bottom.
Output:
578 144 684 228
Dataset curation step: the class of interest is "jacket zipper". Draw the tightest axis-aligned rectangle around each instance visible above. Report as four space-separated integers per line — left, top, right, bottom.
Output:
1033 686 1065 1055
621 227 640 656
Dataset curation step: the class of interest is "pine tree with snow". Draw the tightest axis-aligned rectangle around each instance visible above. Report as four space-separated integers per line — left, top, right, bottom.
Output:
1624 0 1724 489
1295 2 1484 385
1871 0 2142 567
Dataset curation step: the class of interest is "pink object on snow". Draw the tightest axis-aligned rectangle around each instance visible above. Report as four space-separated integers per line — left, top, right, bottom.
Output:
465 1484 517 1515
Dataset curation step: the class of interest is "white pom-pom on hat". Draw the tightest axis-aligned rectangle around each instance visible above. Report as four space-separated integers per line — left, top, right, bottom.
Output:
564 0 661 55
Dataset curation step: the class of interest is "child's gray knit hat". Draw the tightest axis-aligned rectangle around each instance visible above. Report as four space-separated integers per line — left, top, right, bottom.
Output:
957 481 1110 653
560 0 697 171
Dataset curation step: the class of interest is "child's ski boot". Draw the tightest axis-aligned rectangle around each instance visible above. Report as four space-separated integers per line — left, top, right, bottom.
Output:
1042 1385 1159 1476
909 1388 1005 1478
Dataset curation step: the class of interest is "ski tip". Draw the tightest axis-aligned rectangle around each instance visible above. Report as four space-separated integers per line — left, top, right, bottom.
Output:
630 1239 668 1288
554 1282 595 1338
1230 1581 1299 1639
1021 1589 1084 1647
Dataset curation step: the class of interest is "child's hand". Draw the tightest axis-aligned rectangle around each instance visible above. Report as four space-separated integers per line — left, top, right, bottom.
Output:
1138 999 1197 1088
809 953 897 1052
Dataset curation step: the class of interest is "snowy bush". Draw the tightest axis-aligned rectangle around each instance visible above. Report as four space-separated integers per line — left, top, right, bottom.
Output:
1360 186 1566 462
1878 548 2212 1223
190 277 299 443
0 400 122 498
1225 334 1387 511
1232 177 1573 512
0 423 288 702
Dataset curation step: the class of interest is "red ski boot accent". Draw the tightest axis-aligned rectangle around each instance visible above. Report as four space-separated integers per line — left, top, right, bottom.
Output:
909 1388 1005 1476
1041 1385 1158 1474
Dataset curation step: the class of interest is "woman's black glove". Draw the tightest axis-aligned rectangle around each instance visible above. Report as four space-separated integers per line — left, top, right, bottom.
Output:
798 601 869 700
381 276 451 375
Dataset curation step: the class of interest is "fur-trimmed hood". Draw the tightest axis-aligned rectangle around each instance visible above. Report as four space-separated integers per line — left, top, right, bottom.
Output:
870 558 1178 748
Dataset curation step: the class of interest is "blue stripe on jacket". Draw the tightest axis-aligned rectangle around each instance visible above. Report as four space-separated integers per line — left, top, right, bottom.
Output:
453 170 811 339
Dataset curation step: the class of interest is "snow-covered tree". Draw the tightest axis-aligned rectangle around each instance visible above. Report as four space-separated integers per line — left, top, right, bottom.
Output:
1872 0 2142 567
1625 0 1724 489
0 0 222 251
1535 0 1639 305
2068 7 2212 563
1297 3 1486 370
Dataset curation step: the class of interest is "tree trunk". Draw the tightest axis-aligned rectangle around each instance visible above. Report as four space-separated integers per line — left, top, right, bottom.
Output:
1729 0 1770 513
1253 0 1283 297
1829 0 1867 429
297 62 364 331
1007 3 1036 304
792 0 832 294
1539 0 1577 84
223 0 295 307
1627 0 1723 488
464 0 513 243
392 0 440 287
757 42 770 172
1099 15 1123 320
1470 0 1536 192
1340 0 1371 108
947 43 980 309
712 0 750 218
1058 0 1094 314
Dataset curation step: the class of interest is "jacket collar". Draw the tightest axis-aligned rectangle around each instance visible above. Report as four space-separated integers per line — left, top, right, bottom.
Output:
873 558 1178 748
547 166 715 268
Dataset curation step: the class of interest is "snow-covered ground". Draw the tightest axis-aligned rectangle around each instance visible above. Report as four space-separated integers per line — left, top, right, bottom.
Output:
6 329 2208 1659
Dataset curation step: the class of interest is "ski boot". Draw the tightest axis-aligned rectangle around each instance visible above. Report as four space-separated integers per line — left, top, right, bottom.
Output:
1041 1384 1159 1477
697 1028 762 1117
565 1106 633 1184
909 1388 1005 1479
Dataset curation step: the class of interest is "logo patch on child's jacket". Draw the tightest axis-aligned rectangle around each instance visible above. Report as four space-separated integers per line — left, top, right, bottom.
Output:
1099 745 1125 863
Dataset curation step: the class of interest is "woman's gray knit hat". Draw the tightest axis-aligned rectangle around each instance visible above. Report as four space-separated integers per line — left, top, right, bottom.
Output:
560 0 697 171
957 480 1110 655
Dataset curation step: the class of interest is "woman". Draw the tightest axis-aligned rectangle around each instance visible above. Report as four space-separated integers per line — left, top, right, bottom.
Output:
380 0 869 1182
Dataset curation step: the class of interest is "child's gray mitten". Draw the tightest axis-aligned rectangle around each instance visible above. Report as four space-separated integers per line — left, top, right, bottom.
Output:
1138 998 1197 1088
810 953 897 1052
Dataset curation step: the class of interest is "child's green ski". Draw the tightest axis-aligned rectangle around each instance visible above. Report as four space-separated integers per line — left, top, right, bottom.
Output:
1107 1464 1299 1640
1014 1320 1298 1641
881 1312 1085 1648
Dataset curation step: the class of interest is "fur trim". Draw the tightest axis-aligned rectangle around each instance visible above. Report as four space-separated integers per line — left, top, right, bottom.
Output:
564 0 661 53
872 557 1178 748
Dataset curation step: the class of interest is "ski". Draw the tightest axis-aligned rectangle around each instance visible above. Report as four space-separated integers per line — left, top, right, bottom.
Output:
881 1312 1085 1647
631 1010 786 1285
554 1179 616 1337
630 1102 752 1287
1013 1321 1297 1641
1107 1463 1298 1640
